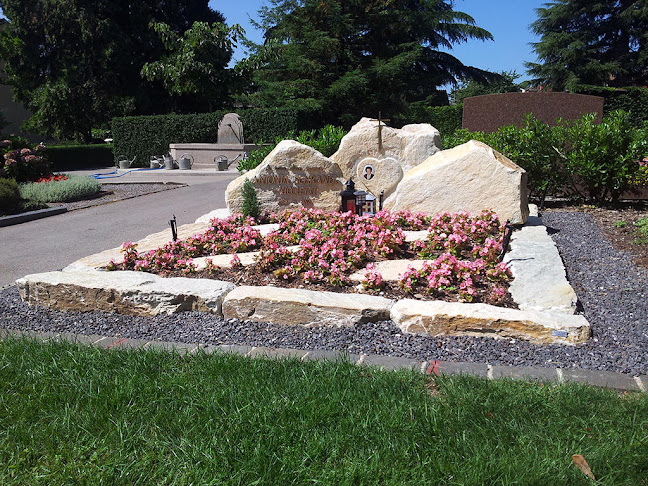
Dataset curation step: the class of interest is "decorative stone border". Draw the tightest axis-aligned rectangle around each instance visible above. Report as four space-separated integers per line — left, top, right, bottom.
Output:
15 205 591 345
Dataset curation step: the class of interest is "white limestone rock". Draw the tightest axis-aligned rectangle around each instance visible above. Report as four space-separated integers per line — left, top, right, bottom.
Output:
390 299 590 345
16 270 235 316
331 118 440 200
222 285 394 327
385 140 530 224
504 216 578 313
225 140 344 214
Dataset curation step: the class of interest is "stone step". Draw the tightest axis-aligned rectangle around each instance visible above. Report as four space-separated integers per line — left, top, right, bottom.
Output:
222 285 394 327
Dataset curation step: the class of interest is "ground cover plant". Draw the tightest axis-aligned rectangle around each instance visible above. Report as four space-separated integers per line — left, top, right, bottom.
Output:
18 174 101 203
0 337 647 485
108 208 513 305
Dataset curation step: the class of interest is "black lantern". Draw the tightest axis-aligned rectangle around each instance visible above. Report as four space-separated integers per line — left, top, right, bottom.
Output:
340 179 356 213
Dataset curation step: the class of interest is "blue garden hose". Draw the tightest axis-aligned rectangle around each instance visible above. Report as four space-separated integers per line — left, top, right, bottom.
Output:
91 166 165 179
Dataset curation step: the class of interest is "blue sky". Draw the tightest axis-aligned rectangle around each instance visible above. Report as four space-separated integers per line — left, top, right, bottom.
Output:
213 0 546 83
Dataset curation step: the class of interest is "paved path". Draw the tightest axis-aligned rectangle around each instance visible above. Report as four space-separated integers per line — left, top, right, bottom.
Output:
0 169 238 287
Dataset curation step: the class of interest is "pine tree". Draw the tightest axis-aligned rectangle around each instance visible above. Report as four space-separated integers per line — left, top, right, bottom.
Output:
240 0 497 125
526 0 648 91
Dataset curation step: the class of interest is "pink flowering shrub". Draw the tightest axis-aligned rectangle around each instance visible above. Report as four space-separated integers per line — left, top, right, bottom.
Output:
362 263 385 291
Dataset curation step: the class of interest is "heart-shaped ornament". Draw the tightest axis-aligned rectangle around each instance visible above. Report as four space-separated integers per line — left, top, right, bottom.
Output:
355 157 403 197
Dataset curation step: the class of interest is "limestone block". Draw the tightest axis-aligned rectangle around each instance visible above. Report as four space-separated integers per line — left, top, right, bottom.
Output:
331 118 440 199
504 217 577 313
225 140 344 214
390 299 590 345
194 208 231 224
16 270 235 317
222 285 394 327
385 140 529 225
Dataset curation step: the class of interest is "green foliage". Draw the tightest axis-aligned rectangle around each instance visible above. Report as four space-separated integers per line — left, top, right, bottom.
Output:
451 71 522 105
563 111 648 201
574 85 648 127
242 0 497 126
238 125 347 173
240 179 259 219
141 21 242 110
400 105 464 139
634 217 648 245
0 0 225 141
112 108 310 168
46 144 114 171
19 175 102 203
526 0 648 90
0 138 51 182
0 177 21 215
444 111 648 203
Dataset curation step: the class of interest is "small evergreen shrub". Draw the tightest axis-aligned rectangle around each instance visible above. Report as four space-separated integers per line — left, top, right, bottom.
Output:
0 178 21 215
240 179 259 219
19 175 102 203
634 217 648 245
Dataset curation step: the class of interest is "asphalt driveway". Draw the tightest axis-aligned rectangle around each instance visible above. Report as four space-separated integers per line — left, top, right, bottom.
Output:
0 169 238 287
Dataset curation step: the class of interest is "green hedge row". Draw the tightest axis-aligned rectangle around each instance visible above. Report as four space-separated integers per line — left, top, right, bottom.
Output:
112 108 315 167
574 85 648 126
47 144 114 170
395 105 463 138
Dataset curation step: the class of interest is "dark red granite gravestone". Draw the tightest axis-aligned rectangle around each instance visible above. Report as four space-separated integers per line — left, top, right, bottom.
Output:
462 92 604 133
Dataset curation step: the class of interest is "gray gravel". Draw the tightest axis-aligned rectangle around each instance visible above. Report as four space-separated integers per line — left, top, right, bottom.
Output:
1 210 647 375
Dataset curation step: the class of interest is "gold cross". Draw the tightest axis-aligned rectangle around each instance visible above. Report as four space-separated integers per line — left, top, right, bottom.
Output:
377 112 390 151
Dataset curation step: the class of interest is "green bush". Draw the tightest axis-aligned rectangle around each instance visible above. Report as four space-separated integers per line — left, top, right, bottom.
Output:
634 217 648 245
444 110 648 203
563 110 648 201
574 85 648 127
240 179 259 219
238 125 347 173
0 178 21 215
112 108 314 168
47 144 114 170
19 175 102 203
0 138 51 182
397 104 463 138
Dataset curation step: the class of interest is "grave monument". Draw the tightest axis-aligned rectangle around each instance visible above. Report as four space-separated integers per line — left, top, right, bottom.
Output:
169 113 259 169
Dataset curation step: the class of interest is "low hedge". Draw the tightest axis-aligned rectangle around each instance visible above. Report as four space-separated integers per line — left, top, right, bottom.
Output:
395 105 463 138
112 108 316 167
47 144 114 170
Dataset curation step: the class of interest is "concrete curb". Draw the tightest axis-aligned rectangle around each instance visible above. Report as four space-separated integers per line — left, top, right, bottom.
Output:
0 206 67 227
1 326 645 393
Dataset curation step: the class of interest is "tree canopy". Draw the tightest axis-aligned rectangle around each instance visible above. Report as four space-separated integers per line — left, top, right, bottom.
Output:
0 0 225 141
450 71 522 104
526 0 648 91
240 0 497 126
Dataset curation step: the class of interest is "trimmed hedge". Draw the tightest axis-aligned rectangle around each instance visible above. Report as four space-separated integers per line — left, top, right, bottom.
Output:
395 105 463 138
47 144 114 170
574 85 648 126
112 108 315 167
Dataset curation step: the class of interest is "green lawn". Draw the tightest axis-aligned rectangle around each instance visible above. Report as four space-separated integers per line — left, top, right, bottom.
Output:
0 338 646 485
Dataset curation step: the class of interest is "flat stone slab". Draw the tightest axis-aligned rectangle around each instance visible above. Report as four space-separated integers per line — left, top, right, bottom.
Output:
504 215 577 313
193 245 299 270
16 270 234 317
390 299 589 345
222 285 394 327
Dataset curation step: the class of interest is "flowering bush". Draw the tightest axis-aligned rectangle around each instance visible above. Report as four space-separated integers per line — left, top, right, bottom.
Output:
109 208 513 305
0 138 50 182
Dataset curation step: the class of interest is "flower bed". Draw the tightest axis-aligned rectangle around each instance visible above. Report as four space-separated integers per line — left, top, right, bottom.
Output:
107 209 513 306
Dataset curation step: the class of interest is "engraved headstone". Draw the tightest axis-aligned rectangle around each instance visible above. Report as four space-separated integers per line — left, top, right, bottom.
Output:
218 113 244 144
225 140 344 214
356 157 403 197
